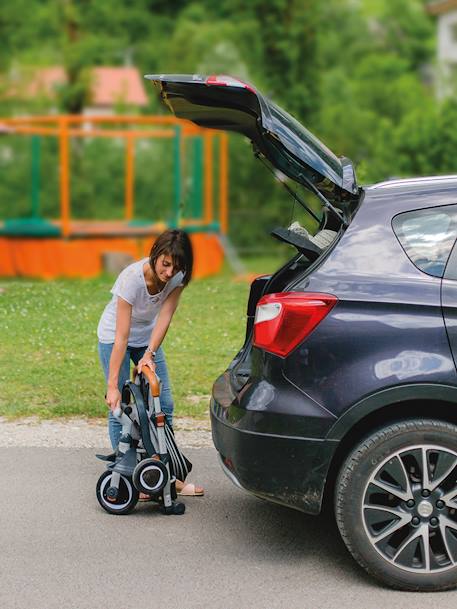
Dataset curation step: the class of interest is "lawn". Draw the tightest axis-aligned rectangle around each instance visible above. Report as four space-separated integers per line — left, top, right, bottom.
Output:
0 257 282 419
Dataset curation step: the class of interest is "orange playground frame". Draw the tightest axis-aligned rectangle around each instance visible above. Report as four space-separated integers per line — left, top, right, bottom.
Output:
0 115 228 279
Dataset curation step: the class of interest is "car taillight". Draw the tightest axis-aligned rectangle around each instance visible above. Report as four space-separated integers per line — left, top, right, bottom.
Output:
253 292 337 357
206 74 256 93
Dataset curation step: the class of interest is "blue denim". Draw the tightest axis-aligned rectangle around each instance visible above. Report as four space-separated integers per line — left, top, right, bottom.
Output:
98 342 174 449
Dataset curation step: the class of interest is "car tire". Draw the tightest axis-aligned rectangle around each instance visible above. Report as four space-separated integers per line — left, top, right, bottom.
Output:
335 419 457 591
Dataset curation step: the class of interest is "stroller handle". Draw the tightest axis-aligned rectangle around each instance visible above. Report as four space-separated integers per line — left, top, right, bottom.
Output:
141 366 160 397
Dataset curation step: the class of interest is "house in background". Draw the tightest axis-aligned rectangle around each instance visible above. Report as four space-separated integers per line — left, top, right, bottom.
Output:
428 0 457 97
6 66 149 115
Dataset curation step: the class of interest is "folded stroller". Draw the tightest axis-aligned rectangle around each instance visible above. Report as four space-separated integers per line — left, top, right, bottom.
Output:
96 367 191 515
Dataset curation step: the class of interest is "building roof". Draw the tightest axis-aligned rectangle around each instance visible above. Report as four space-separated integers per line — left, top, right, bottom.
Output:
27 66 66 98
427 0 457 15
11 66 149 107
90 67 148 106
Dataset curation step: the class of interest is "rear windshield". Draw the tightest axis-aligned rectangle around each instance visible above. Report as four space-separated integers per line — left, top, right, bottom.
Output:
392 205 457 277
266 101 343 178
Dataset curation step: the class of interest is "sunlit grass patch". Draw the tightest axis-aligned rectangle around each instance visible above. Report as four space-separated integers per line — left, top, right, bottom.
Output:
0 256 282 419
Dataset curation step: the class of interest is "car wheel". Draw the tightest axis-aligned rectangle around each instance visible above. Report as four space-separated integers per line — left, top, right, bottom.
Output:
335 419 457 591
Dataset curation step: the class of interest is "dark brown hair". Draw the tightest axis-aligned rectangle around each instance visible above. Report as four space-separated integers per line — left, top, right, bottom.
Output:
149 229 193 286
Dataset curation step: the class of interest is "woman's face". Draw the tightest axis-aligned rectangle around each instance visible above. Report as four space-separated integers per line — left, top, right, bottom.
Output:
154 254 178 283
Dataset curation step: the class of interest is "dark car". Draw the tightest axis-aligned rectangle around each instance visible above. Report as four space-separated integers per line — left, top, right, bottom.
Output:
146 74 457 592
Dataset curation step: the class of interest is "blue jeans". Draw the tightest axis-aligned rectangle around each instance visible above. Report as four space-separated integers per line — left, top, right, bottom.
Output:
98 342 174 449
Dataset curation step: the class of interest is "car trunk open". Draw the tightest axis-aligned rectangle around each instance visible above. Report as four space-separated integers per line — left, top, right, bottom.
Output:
145 74 359 212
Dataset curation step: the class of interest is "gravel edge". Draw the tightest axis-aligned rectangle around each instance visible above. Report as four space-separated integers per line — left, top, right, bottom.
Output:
0 416 213 449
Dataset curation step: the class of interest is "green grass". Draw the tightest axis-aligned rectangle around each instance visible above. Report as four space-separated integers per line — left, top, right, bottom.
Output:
0 256 283 419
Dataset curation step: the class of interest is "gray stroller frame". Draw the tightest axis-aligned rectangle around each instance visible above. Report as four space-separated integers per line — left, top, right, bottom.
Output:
96 368 189 515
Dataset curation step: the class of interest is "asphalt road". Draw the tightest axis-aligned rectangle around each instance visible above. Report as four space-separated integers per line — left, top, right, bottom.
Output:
1 447 457 609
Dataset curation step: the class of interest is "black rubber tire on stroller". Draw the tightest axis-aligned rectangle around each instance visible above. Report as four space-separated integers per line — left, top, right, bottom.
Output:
96 470 139 515
132 458 169 495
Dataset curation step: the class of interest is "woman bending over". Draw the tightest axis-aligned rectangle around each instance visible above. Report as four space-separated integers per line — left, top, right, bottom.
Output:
97 229 203 497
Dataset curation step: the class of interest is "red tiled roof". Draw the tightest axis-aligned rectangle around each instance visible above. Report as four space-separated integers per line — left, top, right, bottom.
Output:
427 0 457 15
27 66 66 98
90 67 148 106
10 66 149 106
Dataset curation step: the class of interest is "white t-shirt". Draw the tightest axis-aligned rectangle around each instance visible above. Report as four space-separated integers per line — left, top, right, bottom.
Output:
97 258 184 347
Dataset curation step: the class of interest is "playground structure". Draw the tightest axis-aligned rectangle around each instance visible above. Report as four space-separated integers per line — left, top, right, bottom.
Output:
0 115 228 279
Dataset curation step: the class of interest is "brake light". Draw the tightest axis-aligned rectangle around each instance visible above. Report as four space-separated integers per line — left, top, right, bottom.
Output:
253 292 337 357
206 74 256 93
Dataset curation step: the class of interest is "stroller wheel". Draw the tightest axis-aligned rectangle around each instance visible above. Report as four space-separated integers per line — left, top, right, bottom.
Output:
96 471 139 515
133 458 169 495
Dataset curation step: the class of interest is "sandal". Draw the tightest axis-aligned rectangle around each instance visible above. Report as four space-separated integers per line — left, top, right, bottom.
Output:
177 482 204 497
139 493 155 502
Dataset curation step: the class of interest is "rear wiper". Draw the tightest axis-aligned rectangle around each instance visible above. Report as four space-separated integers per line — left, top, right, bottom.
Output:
254 150 348 228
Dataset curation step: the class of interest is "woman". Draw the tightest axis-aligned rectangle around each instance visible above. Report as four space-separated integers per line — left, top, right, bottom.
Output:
97 229 203 497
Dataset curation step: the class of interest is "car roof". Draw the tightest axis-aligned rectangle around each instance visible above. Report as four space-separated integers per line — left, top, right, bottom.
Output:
369 175 457 191
364 175 457 212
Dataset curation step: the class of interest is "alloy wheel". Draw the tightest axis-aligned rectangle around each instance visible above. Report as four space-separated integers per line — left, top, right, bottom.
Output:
363 444 457 573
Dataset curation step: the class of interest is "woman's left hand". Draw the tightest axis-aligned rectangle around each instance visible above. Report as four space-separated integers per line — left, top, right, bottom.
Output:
137 353 156 374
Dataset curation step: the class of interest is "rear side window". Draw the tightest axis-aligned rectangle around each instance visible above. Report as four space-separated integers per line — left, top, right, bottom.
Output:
392 205 457 277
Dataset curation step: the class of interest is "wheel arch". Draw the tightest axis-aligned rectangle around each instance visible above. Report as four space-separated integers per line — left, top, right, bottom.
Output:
322 384 457 509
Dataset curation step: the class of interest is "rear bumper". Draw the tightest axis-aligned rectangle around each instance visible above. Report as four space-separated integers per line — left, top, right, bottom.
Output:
210 392 338 515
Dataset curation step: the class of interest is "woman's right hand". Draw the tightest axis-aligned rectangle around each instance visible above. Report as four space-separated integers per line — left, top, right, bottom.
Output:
105 386 121 412
137 352 156 374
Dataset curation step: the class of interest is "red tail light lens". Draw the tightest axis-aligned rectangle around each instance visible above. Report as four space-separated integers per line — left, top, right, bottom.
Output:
253 292 337 357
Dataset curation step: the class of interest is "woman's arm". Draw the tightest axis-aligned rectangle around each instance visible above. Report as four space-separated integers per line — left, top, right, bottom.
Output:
137 286 184 373
105 297 132 411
